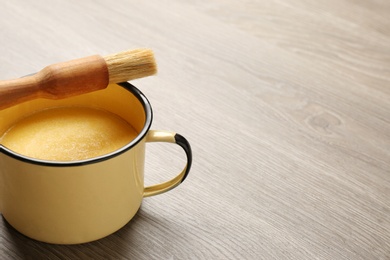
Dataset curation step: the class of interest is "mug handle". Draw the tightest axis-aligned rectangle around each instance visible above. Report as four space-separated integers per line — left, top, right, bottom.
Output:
143 130 192 197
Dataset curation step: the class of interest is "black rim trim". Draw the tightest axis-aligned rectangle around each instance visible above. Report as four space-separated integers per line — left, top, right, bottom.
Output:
174 133 192 183
0 82 153 167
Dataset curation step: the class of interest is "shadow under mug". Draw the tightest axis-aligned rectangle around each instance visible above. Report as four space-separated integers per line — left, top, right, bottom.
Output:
0 82 192 244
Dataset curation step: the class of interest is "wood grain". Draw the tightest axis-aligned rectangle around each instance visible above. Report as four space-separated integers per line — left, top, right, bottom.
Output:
0 0 389 259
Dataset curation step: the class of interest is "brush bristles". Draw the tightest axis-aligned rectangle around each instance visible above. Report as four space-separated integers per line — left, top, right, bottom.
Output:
104 48 157 83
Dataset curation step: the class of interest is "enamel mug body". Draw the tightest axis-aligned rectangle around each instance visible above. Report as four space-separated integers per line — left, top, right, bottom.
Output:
0 82 192 244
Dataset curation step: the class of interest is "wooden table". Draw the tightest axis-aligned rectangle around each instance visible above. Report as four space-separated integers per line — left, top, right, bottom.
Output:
1 1 389 259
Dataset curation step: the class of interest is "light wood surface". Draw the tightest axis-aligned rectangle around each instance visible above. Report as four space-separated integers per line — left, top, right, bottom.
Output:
0 0 389 259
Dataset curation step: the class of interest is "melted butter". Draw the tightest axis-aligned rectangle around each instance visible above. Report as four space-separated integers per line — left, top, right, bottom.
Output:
1 107 138 161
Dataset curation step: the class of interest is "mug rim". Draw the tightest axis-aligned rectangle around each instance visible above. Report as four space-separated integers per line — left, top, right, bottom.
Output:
0 82 153 167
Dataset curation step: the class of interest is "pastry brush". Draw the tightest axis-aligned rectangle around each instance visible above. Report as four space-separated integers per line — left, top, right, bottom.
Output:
0 48 157 110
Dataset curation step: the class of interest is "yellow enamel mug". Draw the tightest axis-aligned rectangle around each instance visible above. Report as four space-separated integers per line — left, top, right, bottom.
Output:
0 82 192 244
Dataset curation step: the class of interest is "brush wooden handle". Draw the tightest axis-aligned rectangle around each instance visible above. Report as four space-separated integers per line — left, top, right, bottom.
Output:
0 55 108 110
